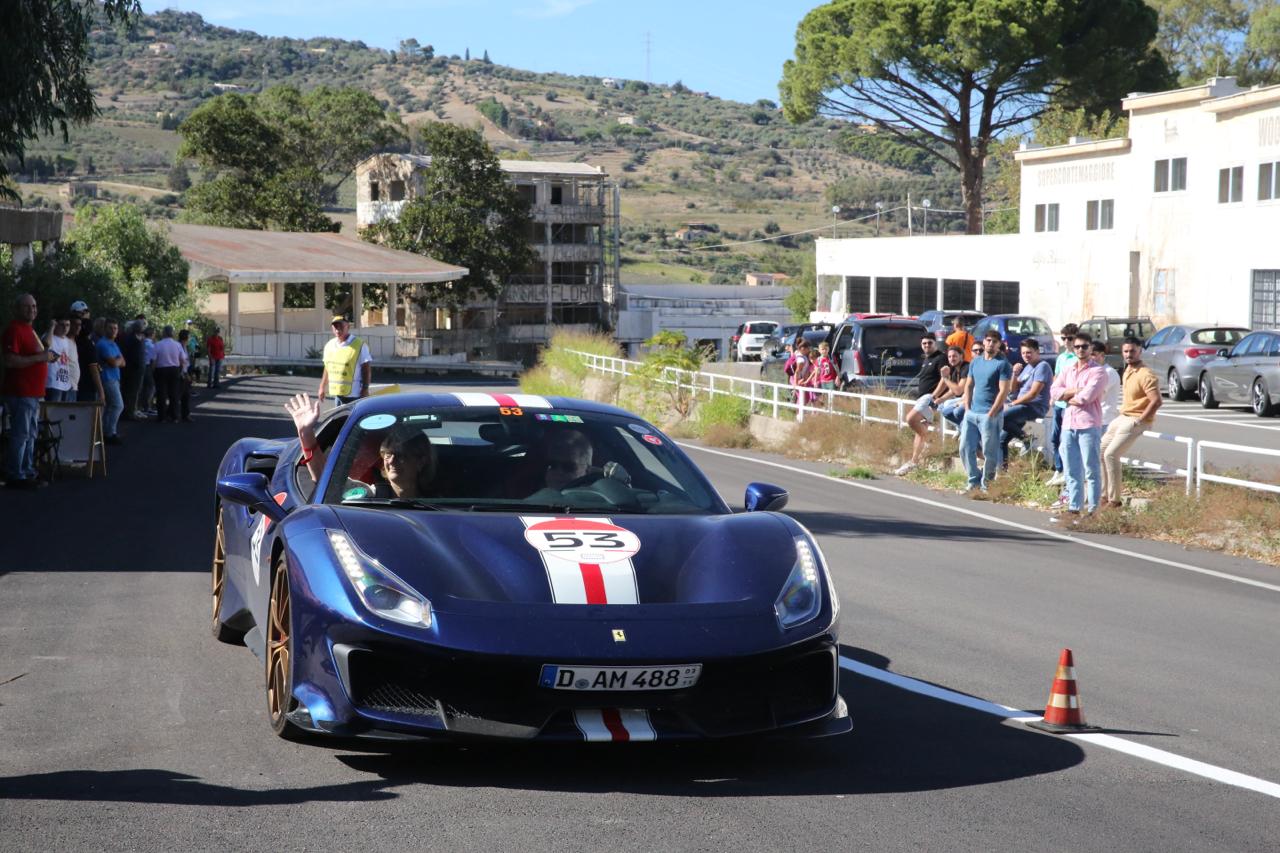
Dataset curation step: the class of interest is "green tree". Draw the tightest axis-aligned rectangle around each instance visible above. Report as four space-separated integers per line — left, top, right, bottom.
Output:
1149 0 1280 86
167 159 191 192
784 253 817 321
178 85 404 232
0 0 140 199
780 0 1171 233
361 122 535 307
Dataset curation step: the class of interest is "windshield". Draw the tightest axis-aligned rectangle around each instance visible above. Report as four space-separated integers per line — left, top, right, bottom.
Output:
863 326 926 352
1007 317 1051 336
1191 328 1247 345
744 322 777 334
322 407 724 515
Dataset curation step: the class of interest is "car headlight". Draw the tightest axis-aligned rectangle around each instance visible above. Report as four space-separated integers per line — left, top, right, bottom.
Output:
775 536 825 630
328 531 433 628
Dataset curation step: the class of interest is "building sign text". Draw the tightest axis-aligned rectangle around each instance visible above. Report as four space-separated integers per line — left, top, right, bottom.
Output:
1036 162 1116 187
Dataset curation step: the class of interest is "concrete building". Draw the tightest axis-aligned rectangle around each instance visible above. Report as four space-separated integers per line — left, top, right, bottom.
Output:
815 78 1280 331
614 283 793 359
355 153 620 361
1 209 62 273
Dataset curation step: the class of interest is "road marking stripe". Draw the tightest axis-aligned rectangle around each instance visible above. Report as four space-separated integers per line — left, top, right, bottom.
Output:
1155 411 1280 432
839 657 1280 800
681 443 1280 594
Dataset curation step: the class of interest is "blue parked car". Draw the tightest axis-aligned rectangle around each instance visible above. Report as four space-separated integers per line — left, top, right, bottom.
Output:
970 314 1058 365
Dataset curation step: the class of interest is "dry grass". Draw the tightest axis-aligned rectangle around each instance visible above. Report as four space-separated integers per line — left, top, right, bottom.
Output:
792 413 913 467
702 422 754 448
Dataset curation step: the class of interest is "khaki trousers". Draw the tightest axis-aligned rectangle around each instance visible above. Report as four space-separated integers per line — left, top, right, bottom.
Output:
1100 415 1146 504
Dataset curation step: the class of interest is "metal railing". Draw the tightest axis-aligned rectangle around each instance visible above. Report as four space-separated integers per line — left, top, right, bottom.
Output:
571 350 1279 498
229 326 434 360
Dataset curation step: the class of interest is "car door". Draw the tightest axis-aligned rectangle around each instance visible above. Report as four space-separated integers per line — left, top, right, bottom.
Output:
1260 335 1280 410
1219 334 1263 403
832 324 856 379
1144 327 1173 376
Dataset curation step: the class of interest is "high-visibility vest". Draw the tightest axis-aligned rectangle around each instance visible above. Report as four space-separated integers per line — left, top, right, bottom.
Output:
323 336 364 396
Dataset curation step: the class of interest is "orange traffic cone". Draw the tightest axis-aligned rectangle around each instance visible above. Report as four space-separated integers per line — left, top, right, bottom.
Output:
1026 648 1100 733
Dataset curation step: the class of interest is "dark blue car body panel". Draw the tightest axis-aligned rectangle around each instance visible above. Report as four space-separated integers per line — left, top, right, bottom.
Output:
213 394 848 742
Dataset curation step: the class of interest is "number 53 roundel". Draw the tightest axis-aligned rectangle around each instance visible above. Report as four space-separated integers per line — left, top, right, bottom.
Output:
522 517 641 605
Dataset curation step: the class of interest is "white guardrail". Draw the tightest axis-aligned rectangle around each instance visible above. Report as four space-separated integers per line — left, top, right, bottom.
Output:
571 350 1279 498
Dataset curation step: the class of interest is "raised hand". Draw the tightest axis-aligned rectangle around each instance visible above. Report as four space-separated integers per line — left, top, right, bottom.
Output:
284 393 320 436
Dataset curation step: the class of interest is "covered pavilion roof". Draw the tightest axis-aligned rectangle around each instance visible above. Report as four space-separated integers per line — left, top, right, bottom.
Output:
166 223 467 284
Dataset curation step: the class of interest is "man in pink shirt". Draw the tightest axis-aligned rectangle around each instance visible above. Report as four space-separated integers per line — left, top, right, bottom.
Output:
1049 333 1106 522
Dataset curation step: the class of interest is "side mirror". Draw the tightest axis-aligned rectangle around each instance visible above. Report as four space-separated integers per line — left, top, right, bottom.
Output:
1218 347 1230 358
745 482 789 513
217 472 287 523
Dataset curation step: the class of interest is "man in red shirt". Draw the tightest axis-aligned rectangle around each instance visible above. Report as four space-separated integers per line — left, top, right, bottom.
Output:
206 326 225 388
3 293 59 488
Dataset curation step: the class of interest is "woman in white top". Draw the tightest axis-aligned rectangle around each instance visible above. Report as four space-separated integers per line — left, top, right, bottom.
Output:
43 317 78 403
1091 340 1122 428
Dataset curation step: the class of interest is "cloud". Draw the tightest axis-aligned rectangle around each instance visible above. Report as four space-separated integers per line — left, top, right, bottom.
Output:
517 0 595 18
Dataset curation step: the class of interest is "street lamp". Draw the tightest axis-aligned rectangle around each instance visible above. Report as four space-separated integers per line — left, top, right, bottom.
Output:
874 201 883 236
921 198 931 235
831 205 841 236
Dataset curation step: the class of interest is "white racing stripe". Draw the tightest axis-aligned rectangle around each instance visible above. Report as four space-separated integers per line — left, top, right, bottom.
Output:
839 656 1280 800
681 443 1280 595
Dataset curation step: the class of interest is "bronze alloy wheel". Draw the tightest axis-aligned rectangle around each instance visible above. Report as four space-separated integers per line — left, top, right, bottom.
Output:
266 561 303 738
210 508 244 644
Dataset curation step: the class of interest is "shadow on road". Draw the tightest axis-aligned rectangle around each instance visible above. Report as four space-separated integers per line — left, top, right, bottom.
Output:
788 509 1048 544
0 768 397 805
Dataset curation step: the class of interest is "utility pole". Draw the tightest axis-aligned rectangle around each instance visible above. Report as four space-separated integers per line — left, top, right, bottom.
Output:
644 32 651 84
922 198 931 235
906 192 913 236
875 201 883 236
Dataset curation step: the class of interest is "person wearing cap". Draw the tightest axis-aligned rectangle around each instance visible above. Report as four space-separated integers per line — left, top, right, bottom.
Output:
4 293 60 488
318 315 372 406
71 300 104 403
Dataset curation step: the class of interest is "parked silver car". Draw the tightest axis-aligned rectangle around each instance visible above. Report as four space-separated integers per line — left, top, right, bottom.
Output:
1145 323 1250 401
1197 329 1280 416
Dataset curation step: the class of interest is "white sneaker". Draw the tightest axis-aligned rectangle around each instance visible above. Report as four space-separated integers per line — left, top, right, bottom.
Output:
1046 471 1066 486
894 461 917 476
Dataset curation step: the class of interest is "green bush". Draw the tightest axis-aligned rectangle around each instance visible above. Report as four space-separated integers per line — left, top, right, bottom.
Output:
696 393 750 433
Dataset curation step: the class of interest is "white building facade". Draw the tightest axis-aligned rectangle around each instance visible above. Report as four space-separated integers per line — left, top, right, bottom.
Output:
816 78 1280 331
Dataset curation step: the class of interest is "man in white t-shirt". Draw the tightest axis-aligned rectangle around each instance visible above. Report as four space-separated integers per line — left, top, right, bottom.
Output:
318 315 373 406
43 317 77 402
1091 340 1122 428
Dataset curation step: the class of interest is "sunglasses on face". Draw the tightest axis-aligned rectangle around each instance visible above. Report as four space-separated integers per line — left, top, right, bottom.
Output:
1073 344 1089 350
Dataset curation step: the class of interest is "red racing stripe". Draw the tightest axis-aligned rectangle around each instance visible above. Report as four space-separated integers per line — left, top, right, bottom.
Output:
579 563 607 604
601 708 630 742
491 392 519 408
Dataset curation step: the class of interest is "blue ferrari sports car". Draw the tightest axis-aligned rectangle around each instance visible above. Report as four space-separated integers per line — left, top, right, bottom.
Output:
212 392 849 742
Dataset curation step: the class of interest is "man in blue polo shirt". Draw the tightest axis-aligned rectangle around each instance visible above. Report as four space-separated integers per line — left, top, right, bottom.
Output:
1001 337 1054 459
960 329 1013 492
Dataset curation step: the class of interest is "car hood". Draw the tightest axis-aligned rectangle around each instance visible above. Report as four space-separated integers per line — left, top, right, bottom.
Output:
326 508 800 609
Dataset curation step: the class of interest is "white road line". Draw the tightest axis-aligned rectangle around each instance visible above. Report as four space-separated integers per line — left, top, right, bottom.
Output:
1156 411 1280 433
840 656 1280 801
683 443 1280 594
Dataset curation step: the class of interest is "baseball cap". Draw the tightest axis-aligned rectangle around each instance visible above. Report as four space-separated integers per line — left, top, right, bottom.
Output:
70 300 89 313
331 315 349 325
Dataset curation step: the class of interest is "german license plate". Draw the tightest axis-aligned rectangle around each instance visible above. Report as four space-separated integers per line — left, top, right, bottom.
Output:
539 664 702 691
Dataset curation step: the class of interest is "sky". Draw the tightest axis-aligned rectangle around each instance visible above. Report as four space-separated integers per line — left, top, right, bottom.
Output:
140 0 821 105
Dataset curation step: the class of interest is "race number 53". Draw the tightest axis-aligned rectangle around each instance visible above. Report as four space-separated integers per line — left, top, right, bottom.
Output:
524 519 640 563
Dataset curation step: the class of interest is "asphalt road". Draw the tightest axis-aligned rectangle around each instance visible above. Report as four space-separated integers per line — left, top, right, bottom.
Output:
2 375 1278 851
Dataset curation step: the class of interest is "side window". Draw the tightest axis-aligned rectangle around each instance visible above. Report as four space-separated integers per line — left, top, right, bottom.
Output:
972 319 989 338
1232 334 1261 357
834 328 852 353
1166 328 1186 345
1147 328 1169 347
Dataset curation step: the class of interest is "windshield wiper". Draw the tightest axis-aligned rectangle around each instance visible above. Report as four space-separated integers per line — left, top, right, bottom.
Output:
338 498 449 511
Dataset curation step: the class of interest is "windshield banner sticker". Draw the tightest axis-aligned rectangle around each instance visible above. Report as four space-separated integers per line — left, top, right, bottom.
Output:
521 517 640 605
453 392 552 409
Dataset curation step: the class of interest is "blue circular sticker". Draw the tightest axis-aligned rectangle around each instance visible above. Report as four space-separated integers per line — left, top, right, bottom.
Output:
359 413 397 430
628 423 651 435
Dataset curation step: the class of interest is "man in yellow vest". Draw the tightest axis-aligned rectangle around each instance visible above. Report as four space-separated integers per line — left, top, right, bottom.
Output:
318 315 372 406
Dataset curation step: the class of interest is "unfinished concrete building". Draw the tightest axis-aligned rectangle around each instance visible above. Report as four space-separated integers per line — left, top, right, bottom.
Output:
355 153 620 362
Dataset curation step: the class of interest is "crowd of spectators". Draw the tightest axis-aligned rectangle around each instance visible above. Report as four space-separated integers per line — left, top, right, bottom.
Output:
1 292 220 490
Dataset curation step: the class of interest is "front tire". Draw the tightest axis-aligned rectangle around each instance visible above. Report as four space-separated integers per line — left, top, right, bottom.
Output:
1168 369 1189 402
211 506 245 645
1252 379 1276 417
1199 374 1219 409
266 559 305 740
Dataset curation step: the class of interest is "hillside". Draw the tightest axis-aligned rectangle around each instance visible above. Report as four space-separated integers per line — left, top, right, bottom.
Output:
15 8 965 284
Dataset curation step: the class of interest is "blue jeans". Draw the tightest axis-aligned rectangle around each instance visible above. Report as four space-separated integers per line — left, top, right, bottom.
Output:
3 395 40 481
960 409 1004 489
1062 426 1102 512
102 379 124 437
939 399 965 426
1043 406 1065 472
1001 403 1044 454
45 388 75 403
207 359 223 388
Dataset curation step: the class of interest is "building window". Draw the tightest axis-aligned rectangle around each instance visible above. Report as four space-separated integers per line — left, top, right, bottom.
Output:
1034 203 1059 232
1253 270 1280 328
389 180 406 202
907 277 935 316
1218 166 1244 203
1154 157 1187 192
942 279 977 310
550 184 564 205
369 181 380 202
845 276 871 313
981 281 1020 314
1259 162 1280 201
516 184 536 205
1086 199 1114 230
1154 269 1175 315
874 277 902 313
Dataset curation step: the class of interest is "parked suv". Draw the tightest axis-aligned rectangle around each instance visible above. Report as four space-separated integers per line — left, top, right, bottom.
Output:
828 317 931 392
730 320 779 361
970 314 1058 365
918 310 986 342
1075 316 1157 371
